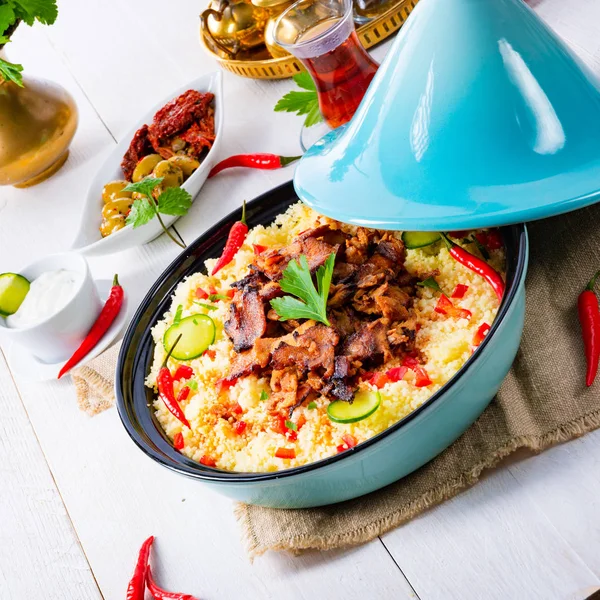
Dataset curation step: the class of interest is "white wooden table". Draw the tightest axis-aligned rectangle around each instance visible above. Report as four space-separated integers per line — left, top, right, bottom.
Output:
2 1 600 598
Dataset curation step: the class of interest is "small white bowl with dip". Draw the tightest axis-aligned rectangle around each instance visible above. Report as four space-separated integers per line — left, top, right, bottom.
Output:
0 253 102 363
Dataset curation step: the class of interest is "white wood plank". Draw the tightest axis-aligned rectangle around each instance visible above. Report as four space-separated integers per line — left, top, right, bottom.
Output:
380 468 600 600
0 350 101 600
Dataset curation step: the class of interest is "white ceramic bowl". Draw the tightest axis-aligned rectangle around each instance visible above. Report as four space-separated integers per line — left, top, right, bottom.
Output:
71 71 223 256
0 253 101 363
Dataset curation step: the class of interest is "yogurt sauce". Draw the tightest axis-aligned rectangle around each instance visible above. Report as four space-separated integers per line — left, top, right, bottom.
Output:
7 269 83 329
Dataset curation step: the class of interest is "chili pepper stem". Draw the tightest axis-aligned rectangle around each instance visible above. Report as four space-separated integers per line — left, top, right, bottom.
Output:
280 155 302 166
586 270 600 291
112 273 119 287
161 334 183 369
241 200 246 225
439 232 453 250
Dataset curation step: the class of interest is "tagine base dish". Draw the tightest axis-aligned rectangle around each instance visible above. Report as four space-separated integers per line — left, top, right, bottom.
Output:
199 0 418 79
6 279 128 382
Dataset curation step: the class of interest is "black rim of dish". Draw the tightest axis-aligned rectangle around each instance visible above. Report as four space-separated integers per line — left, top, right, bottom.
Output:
116 180 528 483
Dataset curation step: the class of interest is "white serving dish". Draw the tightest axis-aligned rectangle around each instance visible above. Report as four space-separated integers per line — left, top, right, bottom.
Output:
71 71 223 256
0 252 102 363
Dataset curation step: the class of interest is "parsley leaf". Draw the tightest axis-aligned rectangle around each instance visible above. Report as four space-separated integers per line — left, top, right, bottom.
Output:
274 72 323 128
125 198 155 229
186 379 198 391
0 5 16 34
123 177 163 197
270 253 335 326
259 390 269 401
285 419 297 431
0 56 23 87
157 186 192 216
10 0 58 25
307 401 317 410
417 277 441 292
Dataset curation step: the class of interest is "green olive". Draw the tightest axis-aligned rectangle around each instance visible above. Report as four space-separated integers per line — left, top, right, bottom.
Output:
132 154 162 183
100 214 126 237
102 197 133 220
102 180 132 203
152 161 183 196
168 155 200 178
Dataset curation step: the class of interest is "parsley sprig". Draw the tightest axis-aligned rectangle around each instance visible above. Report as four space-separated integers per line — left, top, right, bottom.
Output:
0 0 58 86
274 72 323 128
123 177 192 249
270 253 335 326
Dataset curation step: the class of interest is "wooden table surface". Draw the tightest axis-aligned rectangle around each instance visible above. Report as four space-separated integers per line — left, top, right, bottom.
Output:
2 1 600 598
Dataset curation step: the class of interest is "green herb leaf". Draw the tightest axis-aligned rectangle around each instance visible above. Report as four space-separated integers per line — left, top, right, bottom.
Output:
125 198 155 228
186 379 198 391
304 103 323 128
293 71 316 91
157 186 192 216
285 419 298 431
10 0 58 26
194 301 217 311
123 177 163 197
270 253 335 326
0 5 16 35
173 304 183 325
417 277 441 292
307 401 317 410
208 294 229 301
0 57 23 86
259 390 268 401
125 198 155 229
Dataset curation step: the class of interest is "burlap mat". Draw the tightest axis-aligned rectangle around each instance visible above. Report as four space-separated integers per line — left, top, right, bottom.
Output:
73 204 600 557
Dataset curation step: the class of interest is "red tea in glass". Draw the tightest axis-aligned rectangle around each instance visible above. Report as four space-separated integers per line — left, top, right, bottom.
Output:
274 0 379 128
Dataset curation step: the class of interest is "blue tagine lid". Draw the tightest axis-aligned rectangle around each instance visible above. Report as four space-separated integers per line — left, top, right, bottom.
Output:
293 0 600 230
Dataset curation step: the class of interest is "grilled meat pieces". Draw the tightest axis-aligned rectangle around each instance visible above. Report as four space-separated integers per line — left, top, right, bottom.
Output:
223 223 420 407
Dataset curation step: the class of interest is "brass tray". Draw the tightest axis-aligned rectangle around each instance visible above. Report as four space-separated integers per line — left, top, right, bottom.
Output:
199 0 418 80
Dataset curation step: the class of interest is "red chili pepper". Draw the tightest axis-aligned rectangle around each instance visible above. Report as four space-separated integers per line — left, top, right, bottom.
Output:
195 287 208 299
199 455 216 467
146 566 198 600
370 372 389 389
57 274 124 378
441 234 505 302
233 420 247 435
473 322 491 347
173 365 193 381
275 447 296 459
451 284 469 299
253 244 268 255
386 366 408 382
212 201 249 275
435 294 472 320
173 432 184 450
208 153 301 178
578 270 600 387
126 536 154 600
157 335 191 429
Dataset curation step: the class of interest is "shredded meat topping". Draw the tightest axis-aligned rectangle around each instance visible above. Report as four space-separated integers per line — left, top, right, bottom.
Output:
222 223 420 409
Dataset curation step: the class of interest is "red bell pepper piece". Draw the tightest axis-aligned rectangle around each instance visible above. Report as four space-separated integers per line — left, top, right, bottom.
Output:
253 244 268 255
386 366 408 382
451 284 469 299
233 420 247 435
199 455 216 467
473 322 491 347
370 372 389 389
173 365 193 381
435 294 472 320
413 366 432 387
195 287 208 300
173 432 184 450
275 447 296 459
485 229 503 250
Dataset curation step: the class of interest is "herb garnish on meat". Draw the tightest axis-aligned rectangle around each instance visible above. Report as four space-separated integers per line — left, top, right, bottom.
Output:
270 253 335 326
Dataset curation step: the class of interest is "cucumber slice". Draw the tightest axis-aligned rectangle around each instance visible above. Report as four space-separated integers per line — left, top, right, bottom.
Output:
0 273 30 317
327 390 381 424
163 314 215 360
402 231 441 249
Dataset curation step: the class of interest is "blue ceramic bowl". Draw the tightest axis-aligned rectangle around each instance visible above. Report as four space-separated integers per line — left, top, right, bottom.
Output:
116 181 529 508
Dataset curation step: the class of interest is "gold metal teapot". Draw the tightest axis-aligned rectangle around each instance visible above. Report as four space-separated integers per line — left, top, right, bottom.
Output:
200 0 269 59
252 0 294 59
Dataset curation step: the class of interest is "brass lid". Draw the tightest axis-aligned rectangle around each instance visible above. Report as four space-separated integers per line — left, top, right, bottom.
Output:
251 0 291 9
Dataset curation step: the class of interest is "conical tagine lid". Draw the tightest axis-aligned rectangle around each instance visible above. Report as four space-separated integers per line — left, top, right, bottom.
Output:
293 0 600 230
